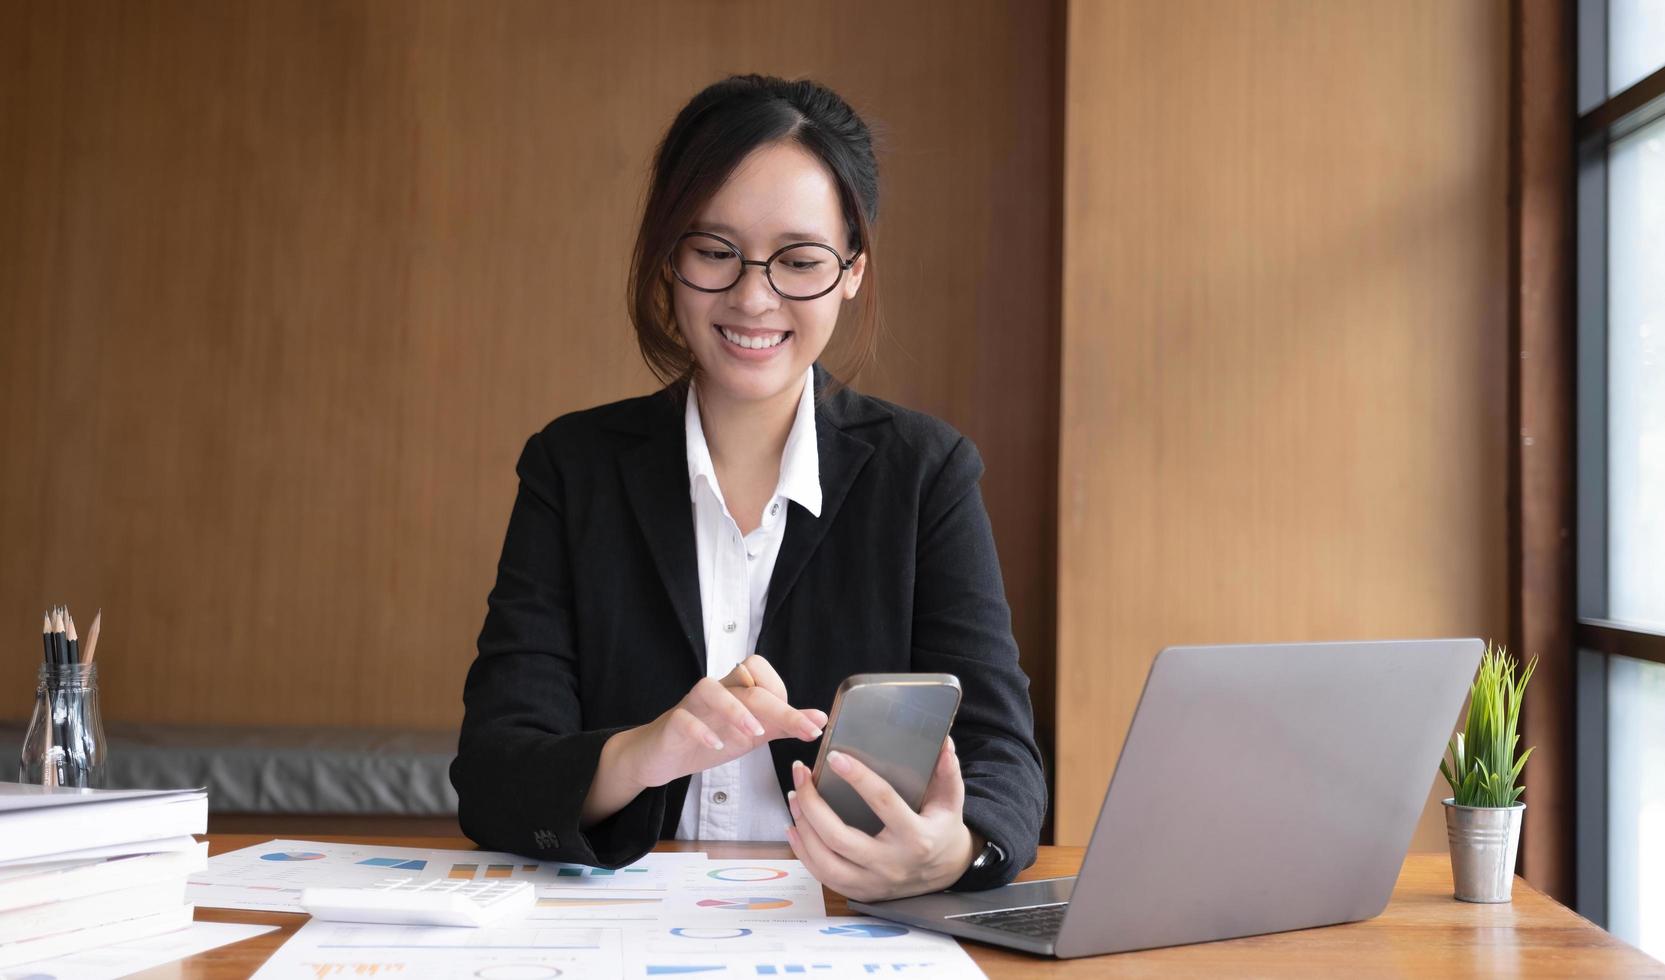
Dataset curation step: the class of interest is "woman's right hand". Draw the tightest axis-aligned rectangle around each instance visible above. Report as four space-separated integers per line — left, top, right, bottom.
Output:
620 654 828 789
583 655 829 826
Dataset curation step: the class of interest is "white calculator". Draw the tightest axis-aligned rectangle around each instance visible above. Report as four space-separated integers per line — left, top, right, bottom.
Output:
300 877 535 927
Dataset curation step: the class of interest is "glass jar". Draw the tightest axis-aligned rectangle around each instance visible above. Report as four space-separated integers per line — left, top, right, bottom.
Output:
20 662 106 788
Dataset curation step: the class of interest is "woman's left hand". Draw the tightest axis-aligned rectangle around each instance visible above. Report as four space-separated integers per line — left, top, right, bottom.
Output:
784 737 979 902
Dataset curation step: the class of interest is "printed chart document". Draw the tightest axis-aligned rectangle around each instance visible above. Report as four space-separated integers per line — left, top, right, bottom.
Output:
190 840 704 913
229 843 986 979
254 918 983 979
622 918 985 978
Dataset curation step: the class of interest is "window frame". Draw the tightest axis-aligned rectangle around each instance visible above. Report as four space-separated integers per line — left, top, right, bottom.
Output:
1574 0 1665 931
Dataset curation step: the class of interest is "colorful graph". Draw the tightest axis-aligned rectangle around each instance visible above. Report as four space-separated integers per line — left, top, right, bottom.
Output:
357 857 429 871
543 865 650 879
755 968 936 976
260 851 326 862
445 862 556 880
646 968 724 976
818 923 908 939
706 867 788 883
669 927 752 939
536 897 661 909
696 897 792 911
298 962 403 976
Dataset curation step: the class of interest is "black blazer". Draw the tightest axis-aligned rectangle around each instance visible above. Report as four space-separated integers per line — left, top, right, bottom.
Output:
450 365 1047 891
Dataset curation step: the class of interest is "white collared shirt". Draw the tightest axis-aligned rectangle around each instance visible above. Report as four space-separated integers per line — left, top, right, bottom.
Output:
674 366 822 842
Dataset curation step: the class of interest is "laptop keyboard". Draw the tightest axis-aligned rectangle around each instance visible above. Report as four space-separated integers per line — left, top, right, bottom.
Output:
952 901 1068 939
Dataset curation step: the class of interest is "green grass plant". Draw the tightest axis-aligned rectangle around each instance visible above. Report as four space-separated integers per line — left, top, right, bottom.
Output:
1441 641 1537 808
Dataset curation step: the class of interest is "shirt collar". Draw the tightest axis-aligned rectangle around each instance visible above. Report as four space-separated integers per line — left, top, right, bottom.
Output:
685 366 823 519
777 367 823 517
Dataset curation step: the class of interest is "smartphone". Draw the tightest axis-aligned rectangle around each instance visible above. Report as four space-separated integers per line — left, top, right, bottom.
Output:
810 673 962 836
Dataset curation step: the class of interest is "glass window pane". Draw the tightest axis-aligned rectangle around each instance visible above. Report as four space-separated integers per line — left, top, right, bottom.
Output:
1609 654 1665 959
1610 0 1665 95
1608 116 1665 630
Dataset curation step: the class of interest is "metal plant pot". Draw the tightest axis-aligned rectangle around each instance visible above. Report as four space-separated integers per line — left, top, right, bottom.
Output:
1443 799 1525 903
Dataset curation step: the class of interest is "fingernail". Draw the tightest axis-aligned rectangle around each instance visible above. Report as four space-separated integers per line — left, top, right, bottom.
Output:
706 734 725 751
946 735 956 753
803 725 823 740
792 761 806 786
828 751 851 774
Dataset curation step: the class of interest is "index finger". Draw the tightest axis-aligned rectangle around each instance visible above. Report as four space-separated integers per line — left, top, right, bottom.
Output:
740 685 824 741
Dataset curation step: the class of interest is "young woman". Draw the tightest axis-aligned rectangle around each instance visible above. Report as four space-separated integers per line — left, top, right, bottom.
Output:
451 75 1045 901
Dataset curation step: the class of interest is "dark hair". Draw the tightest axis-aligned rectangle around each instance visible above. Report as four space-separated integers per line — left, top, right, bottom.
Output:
628 75 881 392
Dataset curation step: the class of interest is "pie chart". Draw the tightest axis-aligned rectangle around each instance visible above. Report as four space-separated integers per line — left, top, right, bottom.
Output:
260 851 326 862
820 923 909 938
706 867 788 883
695 897 792 911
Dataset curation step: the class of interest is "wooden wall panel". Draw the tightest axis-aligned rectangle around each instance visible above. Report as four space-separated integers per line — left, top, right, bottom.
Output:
0 1 1059 734
1510 0 1575 902
1057 0 1510 851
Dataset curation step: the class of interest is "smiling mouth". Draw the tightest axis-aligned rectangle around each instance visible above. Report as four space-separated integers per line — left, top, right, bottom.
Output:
716 325 792 350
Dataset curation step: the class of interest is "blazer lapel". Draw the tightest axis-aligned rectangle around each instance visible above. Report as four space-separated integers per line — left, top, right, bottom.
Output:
618 395 708 676
761 376 877 636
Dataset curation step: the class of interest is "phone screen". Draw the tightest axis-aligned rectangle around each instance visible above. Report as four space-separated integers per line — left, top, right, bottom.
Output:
811 675 960 836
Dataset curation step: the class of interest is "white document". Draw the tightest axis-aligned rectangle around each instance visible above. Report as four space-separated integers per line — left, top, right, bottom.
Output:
623 917 987 978
254 916 983 979
0 835 200 870
0 785 207 864
0 841 205 912
1 921 277 980
0 783 203 812
191 839 707 912
237 848 982 978
250 919 621 980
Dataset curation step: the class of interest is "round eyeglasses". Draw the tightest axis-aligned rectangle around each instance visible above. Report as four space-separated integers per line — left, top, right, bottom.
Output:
670 231 859 301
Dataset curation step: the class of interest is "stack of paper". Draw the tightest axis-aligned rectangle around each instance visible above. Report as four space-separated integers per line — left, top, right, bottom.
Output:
0 782 208 968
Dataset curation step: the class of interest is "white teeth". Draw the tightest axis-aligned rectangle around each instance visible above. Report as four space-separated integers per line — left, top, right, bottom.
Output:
719 326 788 350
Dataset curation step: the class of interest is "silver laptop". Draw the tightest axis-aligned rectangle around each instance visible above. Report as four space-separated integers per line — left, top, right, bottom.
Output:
850 638 1482 958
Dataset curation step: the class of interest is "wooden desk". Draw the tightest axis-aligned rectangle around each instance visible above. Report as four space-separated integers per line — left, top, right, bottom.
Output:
160 836 1659 978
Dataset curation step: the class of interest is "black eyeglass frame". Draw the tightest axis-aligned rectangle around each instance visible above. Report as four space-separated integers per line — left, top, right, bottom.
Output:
670 231 861 301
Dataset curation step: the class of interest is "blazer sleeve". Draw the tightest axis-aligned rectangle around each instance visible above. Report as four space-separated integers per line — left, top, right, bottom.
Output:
911 436 1048 891
450 429 668 868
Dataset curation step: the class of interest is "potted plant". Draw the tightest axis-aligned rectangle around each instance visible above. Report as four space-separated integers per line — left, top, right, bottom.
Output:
1439 642 1536 903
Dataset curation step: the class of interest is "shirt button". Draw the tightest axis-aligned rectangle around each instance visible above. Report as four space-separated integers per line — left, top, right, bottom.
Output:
724 621 737 633
712 791 728 804
770 502 780 516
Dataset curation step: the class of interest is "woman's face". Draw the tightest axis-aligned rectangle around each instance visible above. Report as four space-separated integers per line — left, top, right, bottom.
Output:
671 140 866 407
